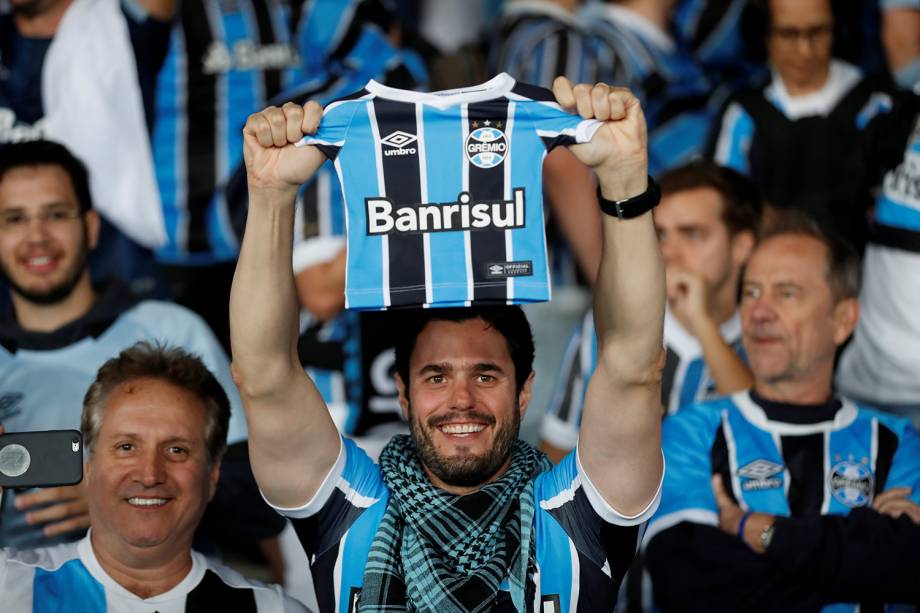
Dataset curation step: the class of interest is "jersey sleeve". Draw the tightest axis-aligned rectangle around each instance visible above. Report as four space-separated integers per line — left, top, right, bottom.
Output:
512 83 603 151
296 98 364 160
539 313 594 451
644 405 722 546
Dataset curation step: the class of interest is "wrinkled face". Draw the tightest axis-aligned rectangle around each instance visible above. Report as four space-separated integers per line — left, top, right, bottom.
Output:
740 234 844 386
85 379 219 555
0 165 96 305
397 319 532 489
655 186 740 293
766 0 834 93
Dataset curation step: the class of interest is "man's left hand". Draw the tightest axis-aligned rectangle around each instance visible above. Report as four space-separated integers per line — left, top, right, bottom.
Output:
712 474 774 554
15 483 90 538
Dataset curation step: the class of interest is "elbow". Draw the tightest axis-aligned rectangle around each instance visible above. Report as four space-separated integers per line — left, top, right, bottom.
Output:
231 358 297 400
599 343 665 391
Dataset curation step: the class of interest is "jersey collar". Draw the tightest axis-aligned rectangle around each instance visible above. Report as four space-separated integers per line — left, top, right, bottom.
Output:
366 72 517 110
732 390 857 435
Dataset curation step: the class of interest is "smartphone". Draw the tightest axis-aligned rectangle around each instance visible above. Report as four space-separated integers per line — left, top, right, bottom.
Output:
0 430 83 488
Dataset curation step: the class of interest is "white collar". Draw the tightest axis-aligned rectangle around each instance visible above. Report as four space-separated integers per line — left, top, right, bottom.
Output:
731 390 859 435
766 59 862 119
366 72 516 110
78 531 207 603
501 0 576 26
584 2 674 52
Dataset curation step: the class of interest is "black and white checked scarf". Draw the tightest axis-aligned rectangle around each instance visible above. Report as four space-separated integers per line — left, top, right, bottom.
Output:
359 434 551 612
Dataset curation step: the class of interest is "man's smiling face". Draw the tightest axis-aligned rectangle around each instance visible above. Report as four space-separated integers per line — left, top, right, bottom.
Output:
397 318 532 491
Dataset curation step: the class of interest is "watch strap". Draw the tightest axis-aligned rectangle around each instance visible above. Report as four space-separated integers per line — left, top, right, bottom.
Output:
597 175 661 219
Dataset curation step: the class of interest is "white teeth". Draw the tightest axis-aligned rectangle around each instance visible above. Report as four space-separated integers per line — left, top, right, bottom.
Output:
28 256 50 266
440 423 485 434
127 497 167 506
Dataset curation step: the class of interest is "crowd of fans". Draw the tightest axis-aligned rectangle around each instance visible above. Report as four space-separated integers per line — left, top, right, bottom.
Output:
1 0 919 611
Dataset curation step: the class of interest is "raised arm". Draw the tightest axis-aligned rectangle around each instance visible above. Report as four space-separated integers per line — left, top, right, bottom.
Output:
230 102 341 508
554 78 665 516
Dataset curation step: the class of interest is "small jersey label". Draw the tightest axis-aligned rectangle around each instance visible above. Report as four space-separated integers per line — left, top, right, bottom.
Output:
485 261 533 278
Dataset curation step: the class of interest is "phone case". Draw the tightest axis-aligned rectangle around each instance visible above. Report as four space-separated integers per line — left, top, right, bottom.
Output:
0 430 83 488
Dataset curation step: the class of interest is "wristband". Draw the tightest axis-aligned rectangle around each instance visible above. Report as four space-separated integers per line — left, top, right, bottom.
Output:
737 511 753 541
596 175 661 219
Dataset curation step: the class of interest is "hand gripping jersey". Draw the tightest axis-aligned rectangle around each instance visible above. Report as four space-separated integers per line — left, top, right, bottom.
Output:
299 73 602 310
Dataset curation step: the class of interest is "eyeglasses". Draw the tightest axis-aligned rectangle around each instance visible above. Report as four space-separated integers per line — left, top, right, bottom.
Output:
769 23 834 46
0 207 83 233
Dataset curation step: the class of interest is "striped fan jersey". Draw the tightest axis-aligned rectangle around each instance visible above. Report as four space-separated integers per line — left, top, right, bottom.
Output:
0 535 306 612
541 308 743 451
644 391 920 612
299 73 602 309
272 437 662 613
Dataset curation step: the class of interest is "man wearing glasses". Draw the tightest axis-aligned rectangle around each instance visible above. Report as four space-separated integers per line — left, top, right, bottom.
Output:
709 0 899 250
0 141 283 556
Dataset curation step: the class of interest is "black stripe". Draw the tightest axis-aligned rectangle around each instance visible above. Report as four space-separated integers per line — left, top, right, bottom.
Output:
467 100 511 303
185 569 257 612
780 434 825 516
249 0 282 100
660 346 680 411
874 422 899 494
553 342 582 424
510 81 555 102
869 222 920 253
710 423 736 504
692 0 735 49
372 98 427 306
553 31 569 81
182 2 218 253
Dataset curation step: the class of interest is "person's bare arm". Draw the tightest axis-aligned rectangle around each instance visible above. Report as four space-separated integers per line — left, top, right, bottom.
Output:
882 8 920 76
543 147 602 283
554 78 664 516
294 247 347 322
230 102 341 509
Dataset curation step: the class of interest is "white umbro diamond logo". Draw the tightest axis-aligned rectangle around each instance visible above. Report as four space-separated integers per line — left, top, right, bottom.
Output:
380 131 418 149
737 459 784 480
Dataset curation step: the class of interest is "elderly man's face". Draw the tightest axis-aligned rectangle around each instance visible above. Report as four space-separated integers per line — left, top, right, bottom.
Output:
766 0 834 94
85 378 219 558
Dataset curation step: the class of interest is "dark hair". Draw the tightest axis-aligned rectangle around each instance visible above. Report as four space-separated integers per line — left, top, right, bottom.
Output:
740 0 861 64
0 140 93 213
757 212 861 301
82 342 231 465
393 306 535 394
659 160 762 237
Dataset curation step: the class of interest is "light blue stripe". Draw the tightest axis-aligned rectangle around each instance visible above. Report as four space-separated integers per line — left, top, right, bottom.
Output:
34 560 106 613
535 499 574 610
875 193 920 232
152 25 183 259
678 358 705 410
425 106 470 305
724 107 753 175
728 407 790 516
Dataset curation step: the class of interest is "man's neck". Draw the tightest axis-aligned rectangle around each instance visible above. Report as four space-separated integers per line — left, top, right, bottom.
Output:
13 0 72 38
90 531 194 599
781 67 831 98
753 375 833 406
11 274 96 333
611 0 672 32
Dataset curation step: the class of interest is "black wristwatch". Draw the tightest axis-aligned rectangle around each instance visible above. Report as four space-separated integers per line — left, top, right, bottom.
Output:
596 176 661 219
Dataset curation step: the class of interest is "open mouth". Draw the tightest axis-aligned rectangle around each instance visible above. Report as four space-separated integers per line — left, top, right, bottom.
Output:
438 423 487 438
126 497 170 508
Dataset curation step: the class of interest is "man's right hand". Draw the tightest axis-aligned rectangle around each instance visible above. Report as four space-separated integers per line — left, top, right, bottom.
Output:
243 101 326 194
873 487 920 523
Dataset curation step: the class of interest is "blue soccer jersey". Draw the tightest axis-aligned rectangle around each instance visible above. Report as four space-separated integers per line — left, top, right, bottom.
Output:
272 437 661 613
299 73 602 310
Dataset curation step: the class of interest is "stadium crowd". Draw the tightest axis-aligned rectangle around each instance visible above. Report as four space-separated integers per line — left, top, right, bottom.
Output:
0 0 919 611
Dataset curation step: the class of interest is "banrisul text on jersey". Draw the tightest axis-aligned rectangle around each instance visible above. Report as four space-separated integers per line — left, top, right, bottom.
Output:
298 73 601 310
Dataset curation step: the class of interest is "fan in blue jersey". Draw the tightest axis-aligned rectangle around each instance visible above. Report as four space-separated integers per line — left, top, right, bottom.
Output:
297 73 605 310
644 215 920 611
708 0 898 250
540 161 758 462
0 344 309 612
0 141 284 554
578 0 719 176
232 78 665 612
836 94 920 428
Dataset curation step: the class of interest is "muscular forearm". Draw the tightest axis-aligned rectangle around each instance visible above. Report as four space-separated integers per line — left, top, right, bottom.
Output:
694 318 753 395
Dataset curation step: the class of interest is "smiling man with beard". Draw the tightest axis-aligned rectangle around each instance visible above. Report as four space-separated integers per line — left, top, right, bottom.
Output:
231 76 666 612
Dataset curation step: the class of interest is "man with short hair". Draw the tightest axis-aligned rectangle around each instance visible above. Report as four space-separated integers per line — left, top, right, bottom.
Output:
0 342 308 611
231 77 665 610
541 161 758 461
0 140 280 551
644 216 920 610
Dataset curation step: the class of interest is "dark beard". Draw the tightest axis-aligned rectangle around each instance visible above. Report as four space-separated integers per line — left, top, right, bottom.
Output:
1 230 90 306
410 401 521 488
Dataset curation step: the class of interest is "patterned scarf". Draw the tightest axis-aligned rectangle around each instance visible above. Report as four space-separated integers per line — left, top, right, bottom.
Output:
359 434 551 613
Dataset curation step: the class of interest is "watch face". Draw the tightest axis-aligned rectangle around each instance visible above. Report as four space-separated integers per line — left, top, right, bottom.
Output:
760 524 776 549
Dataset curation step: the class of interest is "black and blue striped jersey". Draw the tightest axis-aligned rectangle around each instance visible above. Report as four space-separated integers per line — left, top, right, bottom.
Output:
0 535 306 612
272 437 661 613
300 74 601 310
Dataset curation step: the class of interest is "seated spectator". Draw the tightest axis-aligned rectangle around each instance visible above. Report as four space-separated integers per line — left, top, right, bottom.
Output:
580 0 718 175
836 93 920 428
540 161 758 461
644 215 920 611
709 0 897 249
0 0 173 295
0 141 283 553
0 343 307 611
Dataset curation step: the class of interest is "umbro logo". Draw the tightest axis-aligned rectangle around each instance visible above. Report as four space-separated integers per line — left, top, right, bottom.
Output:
380 131 418 156
737 459 783 491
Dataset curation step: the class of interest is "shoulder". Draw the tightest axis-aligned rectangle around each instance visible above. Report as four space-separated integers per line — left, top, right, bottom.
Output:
2 541 80 572
666 397 730 433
